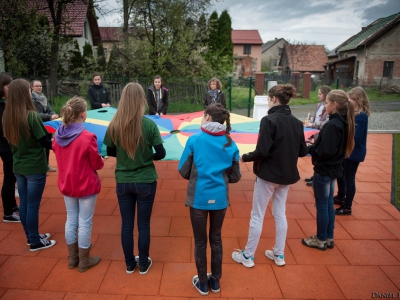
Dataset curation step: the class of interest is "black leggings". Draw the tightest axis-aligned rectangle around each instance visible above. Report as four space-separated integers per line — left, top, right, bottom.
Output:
0 151 17 215
190 207 227 283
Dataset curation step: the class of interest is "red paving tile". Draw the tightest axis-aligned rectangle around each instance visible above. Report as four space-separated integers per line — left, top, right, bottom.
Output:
0 133 399 299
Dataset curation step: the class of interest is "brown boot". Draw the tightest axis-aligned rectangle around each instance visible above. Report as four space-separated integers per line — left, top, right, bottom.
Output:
67 242 79 269
78 246 101 273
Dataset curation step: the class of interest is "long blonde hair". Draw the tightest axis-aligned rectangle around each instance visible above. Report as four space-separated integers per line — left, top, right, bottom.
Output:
3 79 38 146
106 83 147 159
60 96 87 127
348 87 370 117
326 90 355 157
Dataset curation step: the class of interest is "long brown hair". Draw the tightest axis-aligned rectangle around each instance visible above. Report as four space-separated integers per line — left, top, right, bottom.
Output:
326 90 355 157
208 77 222 90
60 96 87 127
0 73 12 98
3 79 37 146
348 87 370 117
204 103 232 149
106 83 147 159
319 85 331 101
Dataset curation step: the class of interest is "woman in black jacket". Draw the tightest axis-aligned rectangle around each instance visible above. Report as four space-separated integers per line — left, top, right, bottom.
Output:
88 73 111 110
147 75 168 115
204 77 226 109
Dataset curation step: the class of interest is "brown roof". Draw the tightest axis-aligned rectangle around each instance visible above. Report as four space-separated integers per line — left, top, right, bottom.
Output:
231 30 263 45
99 27 124 42
284 44 327 72
27 0 100 45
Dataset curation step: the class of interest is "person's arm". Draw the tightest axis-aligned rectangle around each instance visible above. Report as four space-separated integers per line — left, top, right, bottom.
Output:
88 135 104 170
38 135 52 149
354 114 367 145
153 143 166 160
219 92 226 108
161 89 168 114
106 146 116 157
242 117 274 162
228 154 241 183
105 87 111 105
178 139 194 180
147 90 156 115
309 122 342 159
88 88 102 109
32 97 52 121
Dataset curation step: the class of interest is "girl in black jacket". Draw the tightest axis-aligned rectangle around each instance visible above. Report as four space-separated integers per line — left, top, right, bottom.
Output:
302 90 355 250
204 77 226 109
147 75 168 115
88 73 111 110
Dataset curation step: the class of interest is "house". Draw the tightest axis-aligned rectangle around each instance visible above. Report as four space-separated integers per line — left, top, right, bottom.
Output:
231 30 263 77
327 12 400 86
279 44 328 81
99 27 124 62
28 0 101 53
261 38 287 72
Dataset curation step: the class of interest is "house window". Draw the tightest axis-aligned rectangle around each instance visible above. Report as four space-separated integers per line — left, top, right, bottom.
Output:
243 45 251 55
273 59 278 66
278 47 283 55
383 61 393 77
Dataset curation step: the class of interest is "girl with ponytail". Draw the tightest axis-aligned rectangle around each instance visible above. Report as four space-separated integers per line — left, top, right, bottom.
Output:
179 103 241 296
302 89 355 250
53 96 104 272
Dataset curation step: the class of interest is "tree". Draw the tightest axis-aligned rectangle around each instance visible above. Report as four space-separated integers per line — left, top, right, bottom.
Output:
217 10 233 59
70 40 83 77
281 41 310 74
208 11 219 54
96 43 106 73
82 42 96 74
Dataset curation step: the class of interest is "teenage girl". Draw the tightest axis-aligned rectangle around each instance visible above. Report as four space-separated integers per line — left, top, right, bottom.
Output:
147 75 168 115
88 73 111 110
334 87 370 215
3 79 56 251
302 90 355 250
231 84 307 268
53 96 104 272
179 103 241 296
203 77 226 109
104 83 166 275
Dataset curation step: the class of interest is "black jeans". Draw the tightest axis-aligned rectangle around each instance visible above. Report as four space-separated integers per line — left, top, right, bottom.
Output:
0 151 17 215
190 207 227 283
336 159 360 209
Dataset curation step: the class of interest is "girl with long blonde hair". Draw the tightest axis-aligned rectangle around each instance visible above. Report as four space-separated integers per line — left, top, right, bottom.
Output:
104 82 166 275
3 79 56 251
302 89 355 250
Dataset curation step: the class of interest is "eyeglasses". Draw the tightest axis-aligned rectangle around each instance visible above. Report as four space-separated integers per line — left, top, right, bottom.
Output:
33 85 42 87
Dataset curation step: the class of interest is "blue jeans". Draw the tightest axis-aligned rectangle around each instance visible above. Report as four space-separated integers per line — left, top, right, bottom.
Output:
64 194 97 249
117 181 157 269
15 173 46 245
190 207 227 283
313 173 335 241
336 159 360 209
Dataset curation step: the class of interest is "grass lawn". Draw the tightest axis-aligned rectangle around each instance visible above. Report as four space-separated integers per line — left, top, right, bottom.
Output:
394 134 400 210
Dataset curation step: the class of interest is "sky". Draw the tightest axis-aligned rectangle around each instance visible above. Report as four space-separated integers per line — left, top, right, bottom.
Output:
96 0 400 51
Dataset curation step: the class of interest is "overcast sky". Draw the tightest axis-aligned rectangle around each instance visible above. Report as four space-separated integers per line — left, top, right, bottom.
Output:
97 0 400 51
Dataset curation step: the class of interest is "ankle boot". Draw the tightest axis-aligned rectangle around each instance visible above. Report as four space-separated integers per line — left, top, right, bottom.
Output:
78 246 101 273
67 242 79 269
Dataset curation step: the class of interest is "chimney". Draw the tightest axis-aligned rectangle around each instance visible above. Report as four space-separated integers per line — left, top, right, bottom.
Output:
361 27 366 31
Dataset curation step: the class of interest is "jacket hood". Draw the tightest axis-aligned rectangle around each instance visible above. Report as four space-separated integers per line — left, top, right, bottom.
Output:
201 122 226 136
55 123 85 147
268 104 291 115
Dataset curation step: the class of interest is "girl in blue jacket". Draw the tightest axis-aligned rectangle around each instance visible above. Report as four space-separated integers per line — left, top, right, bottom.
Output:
178 103 241 296
334 87 370 215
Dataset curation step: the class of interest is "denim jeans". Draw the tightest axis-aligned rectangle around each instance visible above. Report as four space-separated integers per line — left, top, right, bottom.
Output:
117 181 157 269
0 151 17 215
64 194 97 249
15 173 46 245
190 207 227 283
313 173 335 241
336 159 360 209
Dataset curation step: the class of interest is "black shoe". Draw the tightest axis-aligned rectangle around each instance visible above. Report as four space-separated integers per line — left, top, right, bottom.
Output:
30 239 56 252
333 195 345 205
27 233 51 245
193 275 209 296
139 257 152 275
126 261 137 274
306 181 313 186
3 213 20 223
304 177 313 182
335 205 352 215
207 273 220 293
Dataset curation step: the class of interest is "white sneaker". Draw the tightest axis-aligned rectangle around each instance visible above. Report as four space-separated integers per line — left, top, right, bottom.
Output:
265 249 285 266
231 249 255 268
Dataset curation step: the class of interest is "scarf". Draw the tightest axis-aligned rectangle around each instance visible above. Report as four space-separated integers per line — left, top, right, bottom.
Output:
32 91 48 110
208 89 220 103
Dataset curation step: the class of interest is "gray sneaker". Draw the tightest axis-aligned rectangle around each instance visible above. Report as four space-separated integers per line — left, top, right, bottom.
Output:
309 235 334 249
302 236 327 251
265 249 285 266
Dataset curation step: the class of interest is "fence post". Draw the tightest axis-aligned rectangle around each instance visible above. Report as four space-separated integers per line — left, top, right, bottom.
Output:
248 77 253 117
123 75 127 87
228 76 232 111
302 72 312 98
336 78 340 89
254 72 265 95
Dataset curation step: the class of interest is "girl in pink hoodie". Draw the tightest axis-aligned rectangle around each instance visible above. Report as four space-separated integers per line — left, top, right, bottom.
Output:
53 96 104 273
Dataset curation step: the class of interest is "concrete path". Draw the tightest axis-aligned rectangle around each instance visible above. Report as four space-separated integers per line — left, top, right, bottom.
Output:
0 133 399 299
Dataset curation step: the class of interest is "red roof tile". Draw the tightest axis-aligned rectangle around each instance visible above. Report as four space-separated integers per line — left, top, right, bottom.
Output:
232 30 263 45
99 27 124 42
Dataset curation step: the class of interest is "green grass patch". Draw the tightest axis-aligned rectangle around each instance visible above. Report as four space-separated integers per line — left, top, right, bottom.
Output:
394 134 400 210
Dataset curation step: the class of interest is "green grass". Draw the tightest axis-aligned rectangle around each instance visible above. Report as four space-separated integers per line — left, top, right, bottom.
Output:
394 134 400 210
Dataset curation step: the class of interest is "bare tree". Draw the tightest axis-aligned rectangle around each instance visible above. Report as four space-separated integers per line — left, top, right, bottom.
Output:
280 40 310 75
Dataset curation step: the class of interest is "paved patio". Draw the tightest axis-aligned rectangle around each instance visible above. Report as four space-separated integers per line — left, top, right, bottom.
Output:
0 133 399 299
